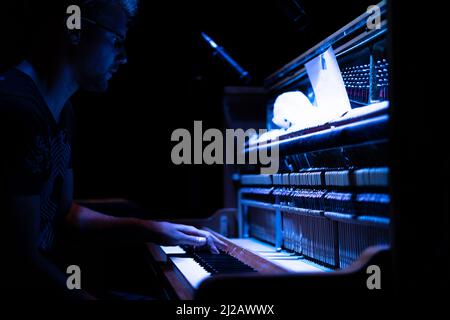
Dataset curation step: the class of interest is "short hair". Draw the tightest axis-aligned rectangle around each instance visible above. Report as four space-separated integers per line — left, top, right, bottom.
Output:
23 0 139 34
79 0 139 19
21 0 139 55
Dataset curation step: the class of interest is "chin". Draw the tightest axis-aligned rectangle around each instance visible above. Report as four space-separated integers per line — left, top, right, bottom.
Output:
81 80 109 92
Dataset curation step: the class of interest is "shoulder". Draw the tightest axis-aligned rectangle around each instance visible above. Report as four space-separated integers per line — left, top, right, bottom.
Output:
0 96 45 134
0 68 39 99
0 69 46 130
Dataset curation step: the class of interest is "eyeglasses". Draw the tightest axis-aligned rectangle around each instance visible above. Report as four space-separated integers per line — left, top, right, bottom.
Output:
81 17 126 50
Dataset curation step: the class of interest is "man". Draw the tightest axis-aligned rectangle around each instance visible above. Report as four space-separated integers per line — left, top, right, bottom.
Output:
0 0 224 299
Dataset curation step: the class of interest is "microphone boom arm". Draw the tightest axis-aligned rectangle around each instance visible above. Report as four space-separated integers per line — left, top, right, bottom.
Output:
201 32 251 84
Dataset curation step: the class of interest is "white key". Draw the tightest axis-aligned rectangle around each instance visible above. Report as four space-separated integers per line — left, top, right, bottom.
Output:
170 257 211 289
160 246 186 255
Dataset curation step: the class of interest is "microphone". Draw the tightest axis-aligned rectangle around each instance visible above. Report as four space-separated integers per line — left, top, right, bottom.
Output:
201 32 251 84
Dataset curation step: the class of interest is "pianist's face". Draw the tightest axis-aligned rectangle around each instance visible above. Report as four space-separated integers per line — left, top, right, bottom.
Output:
72 4 128 92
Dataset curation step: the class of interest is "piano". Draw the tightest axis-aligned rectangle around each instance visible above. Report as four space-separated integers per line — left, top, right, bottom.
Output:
145 1 393 300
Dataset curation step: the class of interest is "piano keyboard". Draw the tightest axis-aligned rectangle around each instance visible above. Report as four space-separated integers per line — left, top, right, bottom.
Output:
162 237 328 289
166 247 256 289
170 257 211 289
190 251 256 274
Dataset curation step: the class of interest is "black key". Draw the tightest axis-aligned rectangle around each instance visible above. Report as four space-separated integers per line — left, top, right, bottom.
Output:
190 251 256 274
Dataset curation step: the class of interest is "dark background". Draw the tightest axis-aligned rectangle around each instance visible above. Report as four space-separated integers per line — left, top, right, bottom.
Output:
73 0 374 219
0 0 381 220
1 0 449 292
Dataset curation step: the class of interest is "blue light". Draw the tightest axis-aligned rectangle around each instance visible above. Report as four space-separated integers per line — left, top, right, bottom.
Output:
201 32 218 48
200 32 251 83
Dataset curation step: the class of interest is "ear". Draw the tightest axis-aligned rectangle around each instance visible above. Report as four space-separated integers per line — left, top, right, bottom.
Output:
65 4 82 45
67 29 81 46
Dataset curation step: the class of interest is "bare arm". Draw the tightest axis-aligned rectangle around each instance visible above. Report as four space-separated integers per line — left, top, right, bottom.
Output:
66 203 225 253
65 169 224 251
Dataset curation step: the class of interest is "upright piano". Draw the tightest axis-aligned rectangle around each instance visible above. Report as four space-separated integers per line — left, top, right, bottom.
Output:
145 1 392 300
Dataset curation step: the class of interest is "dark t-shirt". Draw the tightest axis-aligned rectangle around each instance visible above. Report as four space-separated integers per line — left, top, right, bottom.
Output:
0 68 74 257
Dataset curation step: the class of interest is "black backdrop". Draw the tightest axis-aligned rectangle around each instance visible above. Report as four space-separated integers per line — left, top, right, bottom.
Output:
1 0 449 292
72 0 374 219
